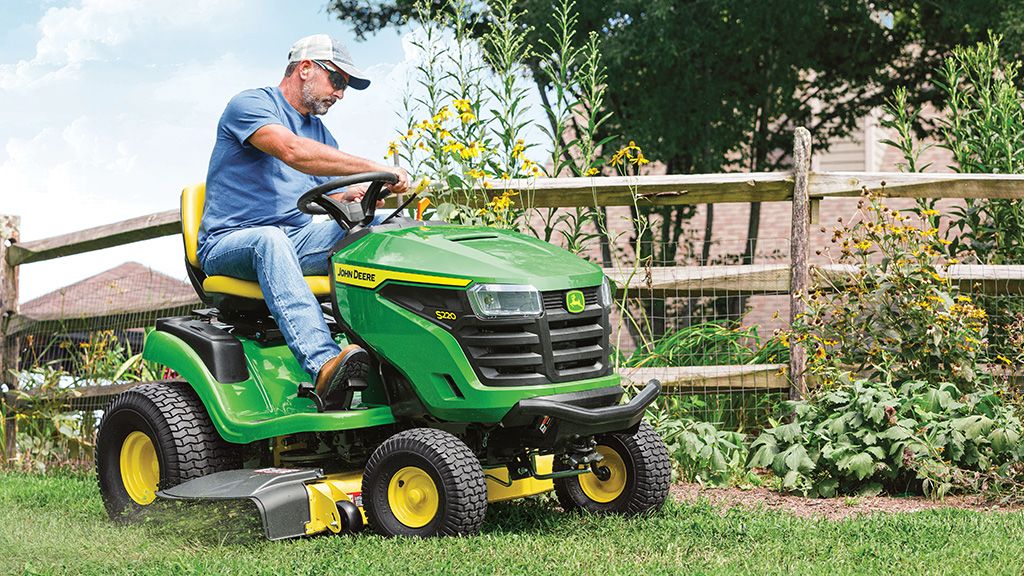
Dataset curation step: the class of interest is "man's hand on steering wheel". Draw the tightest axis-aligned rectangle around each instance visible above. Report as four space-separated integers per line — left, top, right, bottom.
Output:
387 167 411 194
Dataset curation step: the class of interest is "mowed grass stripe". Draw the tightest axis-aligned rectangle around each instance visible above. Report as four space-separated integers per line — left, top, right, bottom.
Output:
2 472 1023 576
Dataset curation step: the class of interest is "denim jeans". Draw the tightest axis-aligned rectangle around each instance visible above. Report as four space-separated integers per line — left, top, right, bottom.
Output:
200 215 387 378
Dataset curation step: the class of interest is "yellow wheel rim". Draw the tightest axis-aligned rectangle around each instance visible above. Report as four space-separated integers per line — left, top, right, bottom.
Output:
387 466 439 528
579 445 628 503
120 431 159 505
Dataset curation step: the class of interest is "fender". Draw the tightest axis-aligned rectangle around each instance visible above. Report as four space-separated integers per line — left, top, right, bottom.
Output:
142 330 396 444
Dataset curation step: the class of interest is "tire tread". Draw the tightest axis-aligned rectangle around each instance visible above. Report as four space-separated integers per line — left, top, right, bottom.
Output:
363 428 487 536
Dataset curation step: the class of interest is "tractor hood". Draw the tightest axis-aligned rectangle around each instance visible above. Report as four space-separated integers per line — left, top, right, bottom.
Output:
334 223 604 291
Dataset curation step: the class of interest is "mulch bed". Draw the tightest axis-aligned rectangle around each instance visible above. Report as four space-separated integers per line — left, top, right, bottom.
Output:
671 483 1024 520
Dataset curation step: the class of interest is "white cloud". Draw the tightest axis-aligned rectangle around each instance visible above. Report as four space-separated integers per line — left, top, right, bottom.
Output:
1 0 245 89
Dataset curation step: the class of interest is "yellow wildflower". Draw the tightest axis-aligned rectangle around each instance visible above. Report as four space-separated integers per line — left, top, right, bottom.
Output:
453 99 472 113
433 105 451 122
460 111 476 124
610 140 646 166
460 141 484 159
487 190 517 212
511 139 526 160
586 167 599 176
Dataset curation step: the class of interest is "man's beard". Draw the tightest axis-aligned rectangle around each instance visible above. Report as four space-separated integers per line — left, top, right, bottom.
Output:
301 82 335 116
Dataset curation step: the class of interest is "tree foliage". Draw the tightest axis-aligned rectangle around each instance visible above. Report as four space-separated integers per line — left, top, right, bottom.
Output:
329 0 1023 171
327 0 1024 331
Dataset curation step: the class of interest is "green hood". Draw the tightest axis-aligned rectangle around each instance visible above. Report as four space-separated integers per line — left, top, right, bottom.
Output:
338 224 604 291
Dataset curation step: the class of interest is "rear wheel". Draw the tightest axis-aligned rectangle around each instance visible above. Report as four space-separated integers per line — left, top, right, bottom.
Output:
362 428 487 537
95 381 240 520
554 420 671 515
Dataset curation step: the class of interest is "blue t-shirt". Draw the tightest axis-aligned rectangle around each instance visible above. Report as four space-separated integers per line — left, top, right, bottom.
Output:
197 86 337 264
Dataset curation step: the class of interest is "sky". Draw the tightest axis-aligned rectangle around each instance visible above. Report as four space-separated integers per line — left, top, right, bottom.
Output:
0 0 435 302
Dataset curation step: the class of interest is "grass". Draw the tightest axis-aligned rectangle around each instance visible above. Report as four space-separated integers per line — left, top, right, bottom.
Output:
3 472 1024 575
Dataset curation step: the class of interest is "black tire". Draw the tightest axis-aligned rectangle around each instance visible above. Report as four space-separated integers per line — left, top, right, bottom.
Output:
554 420 671 516
95 380 241 521
362 428 487 537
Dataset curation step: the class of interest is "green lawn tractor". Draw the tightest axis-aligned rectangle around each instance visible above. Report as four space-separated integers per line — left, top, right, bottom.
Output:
95 172 670 539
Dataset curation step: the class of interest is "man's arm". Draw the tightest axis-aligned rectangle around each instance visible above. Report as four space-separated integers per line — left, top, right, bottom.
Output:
249 123 409 192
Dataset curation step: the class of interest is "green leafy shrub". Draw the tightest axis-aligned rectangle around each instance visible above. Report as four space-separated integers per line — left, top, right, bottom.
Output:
748 378 1024 497
646 397 753 486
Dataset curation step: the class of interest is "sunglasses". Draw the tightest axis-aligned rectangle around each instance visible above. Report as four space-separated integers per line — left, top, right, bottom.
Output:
312 60 349 91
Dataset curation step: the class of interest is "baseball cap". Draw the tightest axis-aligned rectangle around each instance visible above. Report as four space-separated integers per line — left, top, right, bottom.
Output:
288 34 371 90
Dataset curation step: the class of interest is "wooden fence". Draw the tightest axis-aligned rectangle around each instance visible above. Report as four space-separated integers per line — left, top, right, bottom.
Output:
3 128 1024 456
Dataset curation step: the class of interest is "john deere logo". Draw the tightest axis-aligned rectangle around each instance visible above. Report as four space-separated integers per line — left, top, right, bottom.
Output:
566 290 585 313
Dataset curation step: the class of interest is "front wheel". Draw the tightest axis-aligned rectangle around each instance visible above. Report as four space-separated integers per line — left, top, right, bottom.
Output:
362 428 487 537
554 420 671 515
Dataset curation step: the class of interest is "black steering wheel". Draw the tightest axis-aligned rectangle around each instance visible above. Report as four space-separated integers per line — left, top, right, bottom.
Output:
296 171 399 230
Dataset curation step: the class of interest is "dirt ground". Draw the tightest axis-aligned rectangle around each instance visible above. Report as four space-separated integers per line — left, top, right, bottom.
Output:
671 483 1024 520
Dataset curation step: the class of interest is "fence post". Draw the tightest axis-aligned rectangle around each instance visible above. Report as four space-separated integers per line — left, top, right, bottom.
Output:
0 214 20 460
789 128 811 400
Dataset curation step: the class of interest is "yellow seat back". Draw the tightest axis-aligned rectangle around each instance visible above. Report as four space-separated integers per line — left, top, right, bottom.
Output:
181 183 205 269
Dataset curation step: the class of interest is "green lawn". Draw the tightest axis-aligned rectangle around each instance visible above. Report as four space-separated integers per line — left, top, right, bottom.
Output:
2 471 1023 576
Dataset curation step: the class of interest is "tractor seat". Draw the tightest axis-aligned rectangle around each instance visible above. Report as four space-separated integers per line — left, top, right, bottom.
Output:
181 183 331 301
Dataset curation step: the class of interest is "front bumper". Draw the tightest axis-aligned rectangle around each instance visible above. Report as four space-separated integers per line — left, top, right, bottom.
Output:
494 380 661 452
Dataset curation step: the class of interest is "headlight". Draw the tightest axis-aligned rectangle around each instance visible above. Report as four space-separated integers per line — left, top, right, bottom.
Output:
467 284 542 318
599 276 613 307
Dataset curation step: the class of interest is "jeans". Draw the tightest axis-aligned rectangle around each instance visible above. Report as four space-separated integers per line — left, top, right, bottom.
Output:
200 215 388 378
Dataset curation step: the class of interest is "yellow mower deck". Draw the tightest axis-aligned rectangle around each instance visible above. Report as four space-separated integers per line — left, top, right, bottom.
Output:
156 457 555 539
304 456 555 536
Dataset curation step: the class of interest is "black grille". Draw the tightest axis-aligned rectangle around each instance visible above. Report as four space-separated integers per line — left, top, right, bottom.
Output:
454 286 610 386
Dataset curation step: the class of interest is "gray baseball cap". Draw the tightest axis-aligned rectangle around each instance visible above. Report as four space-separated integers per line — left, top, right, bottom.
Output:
288 34 370 90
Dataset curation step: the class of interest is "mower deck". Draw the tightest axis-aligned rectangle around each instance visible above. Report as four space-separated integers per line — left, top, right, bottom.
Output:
158 457 556 540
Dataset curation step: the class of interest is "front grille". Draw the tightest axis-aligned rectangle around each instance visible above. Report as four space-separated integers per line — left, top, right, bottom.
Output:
454 286 610 386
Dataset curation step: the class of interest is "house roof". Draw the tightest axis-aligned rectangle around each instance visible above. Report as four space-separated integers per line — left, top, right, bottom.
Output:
19 261 200 321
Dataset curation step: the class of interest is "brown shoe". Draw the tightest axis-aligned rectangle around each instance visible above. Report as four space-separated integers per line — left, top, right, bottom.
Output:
315 344 370 401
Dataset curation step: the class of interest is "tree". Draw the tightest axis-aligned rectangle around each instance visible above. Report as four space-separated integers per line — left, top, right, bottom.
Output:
328 0 1024 328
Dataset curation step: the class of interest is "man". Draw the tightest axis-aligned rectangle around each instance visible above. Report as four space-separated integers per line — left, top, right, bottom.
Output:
197 34 409 407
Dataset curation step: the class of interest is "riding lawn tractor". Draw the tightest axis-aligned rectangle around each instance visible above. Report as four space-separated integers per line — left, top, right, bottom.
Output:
95 172 671 538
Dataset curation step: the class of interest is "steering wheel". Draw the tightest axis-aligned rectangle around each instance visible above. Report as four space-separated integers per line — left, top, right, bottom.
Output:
296 171 399 230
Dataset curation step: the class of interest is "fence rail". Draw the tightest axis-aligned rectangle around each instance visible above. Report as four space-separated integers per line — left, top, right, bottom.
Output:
4 129 1024 458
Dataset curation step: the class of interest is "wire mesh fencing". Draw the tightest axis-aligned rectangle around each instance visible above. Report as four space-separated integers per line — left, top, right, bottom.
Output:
2 262 198 466
4 202 1024 467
